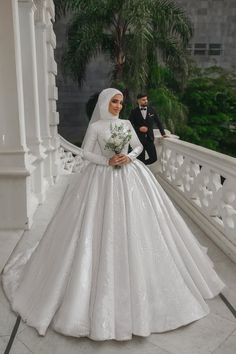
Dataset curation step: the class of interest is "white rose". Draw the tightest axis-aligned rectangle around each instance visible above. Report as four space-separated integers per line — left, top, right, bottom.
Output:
113 137 123 147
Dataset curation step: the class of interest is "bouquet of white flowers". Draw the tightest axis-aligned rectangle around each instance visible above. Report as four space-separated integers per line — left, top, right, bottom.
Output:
104 123 132 168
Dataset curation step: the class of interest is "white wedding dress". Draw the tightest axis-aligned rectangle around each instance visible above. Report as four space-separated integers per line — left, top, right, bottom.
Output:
2 117 225 341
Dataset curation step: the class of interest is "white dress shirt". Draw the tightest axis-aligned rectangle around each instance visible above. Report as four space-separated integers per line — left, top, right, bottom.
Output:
139 106 147 119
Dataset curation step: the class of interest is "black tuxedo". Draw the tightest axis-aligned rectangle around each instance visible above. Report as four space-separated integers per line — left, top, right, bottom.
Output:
129 106 165 165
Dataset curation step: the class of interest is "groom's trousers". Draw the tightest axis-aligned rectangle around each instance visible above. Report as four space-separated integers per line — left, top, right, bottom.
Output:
138 137 157 165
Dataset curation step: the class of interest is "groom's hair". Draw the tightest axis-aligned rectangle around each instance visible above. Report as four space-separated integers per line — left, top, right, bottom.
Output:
137 93 147 99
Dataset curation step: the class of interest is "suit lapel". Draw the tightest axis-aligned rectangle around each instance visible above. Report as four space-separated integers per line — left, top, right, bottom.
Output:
146 107 154 123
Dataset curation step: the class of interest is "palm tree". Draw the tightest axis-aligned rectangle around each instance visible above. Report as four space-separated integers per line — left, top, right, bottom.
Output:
147 64 188 131
54 0 193 96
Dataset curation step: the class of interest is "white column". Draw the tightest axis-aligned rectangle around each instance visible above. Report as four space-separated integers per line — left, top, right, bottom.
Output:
18 0 46 203
0 0 32 229
46 0 60 180
34 0 54 187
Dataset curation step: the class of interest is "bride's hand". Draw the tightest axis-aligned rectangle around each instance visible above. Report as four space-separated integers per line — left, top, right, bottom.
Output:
109 154 131 166
116 154 131 165
108 154 121 166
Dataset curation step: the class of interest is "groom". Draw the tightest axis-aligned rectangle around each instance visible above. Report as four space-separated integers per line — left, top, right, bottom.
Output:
129 93 166 165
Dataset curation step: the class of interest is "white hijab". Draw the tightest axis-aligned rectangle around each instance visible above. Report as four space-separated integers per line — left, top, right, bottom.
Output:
82 88 123 150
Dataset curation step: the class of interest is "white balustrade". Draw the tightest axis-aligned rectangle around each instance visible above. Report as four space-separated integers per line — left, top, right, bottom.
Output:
59 135 84 174
156 137 236 262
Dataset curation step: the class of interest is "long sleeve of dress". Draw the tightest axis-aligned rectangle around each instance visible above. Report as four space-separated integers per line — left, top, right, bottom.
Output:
82 124 109 166
127 122 143 161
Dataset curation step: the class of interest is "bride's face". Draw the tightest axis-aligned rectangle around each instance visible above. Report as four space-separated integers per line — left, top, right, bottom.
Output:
108 94 123 116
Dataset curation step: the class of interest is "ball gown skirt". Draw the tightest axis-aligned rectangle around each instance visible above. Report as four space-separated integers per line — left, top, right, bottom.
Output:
2 160 225 341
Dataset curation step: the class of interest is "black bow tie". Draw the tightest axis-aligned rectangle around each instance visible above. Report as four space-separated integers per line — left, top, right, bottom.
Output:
140 107 147 111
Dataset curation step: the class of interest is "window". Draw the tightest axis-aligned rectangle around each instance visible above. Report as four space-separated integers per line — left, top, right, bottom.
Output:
194 43 207 55
186 44 193 55
208 43 222 55
190 43 223 56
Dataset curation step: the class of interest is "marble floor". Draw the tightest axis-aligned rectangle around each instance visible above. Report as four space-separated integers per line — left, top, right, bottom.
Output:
0 175 236 354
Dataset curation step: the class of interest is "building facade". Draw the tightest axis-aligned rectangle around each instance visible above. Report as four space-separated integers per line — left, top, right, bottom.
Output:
175 0 236 69
0 0 60 230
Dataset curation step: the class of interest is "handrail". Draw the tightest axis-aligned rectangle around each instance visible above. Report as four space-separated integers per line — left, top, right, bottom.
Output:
59 134 82 155
58 135 83 174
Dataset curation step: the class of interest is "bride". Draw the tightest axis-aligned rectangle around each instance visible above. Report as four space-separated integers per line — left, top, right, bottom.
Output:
2 88 225 341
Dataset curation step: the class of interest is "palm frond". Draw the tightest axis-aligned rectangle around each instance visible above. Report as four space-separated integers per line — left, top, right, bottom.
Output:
152 0 193 41
63 15 105 84
149 86 188 131
57 0 193 92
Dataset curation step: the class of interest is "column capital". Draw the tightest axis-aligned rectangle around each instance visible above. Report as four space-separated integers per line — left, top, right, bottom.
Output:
34 0 47 25
46 0 55 21
18 0 36 13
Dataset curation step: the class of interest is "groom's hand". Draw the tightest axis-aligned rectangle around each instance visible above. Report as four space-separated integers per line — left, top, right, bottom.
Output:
139 126 148 133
